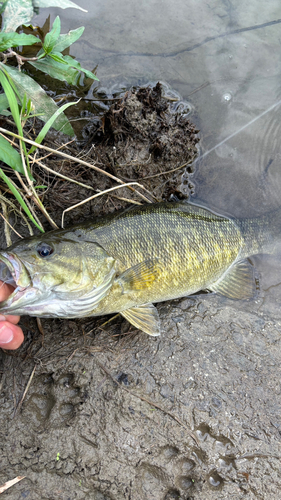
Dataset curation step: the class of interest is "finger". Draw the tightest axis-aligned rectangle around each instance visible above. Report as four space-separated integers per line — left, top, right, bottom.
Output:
0 282 20 324
0 313 20 324
0 322 24 350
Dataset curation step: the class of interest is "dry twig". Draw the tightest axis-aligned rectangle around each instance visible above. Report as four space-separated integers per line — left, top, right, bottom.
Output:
0 128 156 204
14 365 36 416
32 158 96 191
0 200 12 245
0 212 23 241
0 193 34 236
61 182 151 227
0 476 25 494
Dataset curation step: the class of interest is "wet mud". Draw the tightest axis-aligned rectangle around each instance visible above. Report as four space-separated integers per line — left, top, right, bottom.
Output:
0 84 281 499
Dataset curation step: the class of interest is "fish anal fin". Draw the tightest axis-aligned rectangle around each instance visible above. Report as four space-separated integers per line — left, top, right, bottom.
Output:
209 259 257 300
121 303 161 336
118 258 160 292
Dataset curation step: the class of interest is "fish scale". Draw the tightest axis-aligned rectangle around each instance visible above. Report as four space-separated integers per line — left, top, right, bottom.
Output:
88 203 243 316
0 201 278 335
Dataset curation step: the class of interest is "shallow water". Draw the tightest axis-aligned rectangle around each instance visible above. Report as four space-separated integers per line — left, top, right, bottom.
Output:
33 0 281 316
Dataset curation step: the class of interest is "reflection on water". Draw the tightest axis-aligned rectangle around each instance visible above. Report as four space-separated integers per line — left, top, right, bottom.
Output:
32 0 281 317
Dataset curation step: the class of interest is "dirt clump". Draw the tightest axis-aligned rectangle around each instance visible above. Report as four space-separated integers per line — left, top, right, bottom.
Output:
31 83 199 229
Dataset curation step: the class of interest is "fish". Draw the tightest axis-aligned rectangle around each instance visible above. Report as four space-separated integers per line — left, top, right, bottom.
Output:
0 200 278 336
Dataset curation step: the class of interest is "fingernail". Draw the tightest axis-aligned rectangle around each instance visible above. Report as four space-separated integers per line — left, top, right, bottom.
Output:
0 325 14 344
0 315 6 322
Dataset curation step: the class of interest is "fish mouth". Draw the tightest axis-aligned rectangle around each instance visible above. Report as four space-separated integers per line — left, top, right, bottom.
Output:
0 252 34 313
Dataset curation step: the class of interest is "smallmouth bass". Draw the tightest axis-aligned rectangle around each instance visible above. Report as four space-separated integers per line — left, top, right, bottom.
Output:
0 201 278 335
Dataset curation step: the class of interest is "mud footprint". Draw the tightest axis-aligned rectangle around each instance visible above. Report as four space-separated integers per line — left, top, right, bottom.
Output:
134 424 235 499
135 445 197 498
22 372 82 429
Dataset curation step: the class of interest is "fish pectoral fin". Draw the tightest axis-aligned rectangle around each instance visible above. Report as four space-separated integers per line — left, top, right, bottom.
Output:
117 258 160 292
209 259 258 300
121 303 161 336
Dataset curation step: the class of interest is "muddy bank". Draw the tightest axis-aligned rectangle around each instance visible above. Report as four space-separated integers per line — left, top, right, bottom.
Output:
1 294 281 499
0 84 281 499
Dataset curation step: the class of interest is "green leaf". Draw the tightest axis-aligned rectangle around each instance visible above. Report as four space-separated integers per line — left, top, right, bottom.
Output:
52 26 84 53
0 109 12 116
0 167 44 232
0 93 9 113
63 55 99 81
49 52 68 64
21 93 27 114
26 97 33 115
0 32 39 51
43 15 61 54
0 1 9 16
29 100 77 154
32 0 87 12
0 67 22 133
0 134 24 173
0 63 74 135
29 56 80 85
1 0 33 33
0 67 33 177
2 66 22 103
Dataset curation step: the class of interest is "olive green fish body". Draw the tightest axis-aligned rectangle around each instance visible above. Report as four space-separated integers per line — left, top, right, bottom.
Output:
83 203 243 315
0 201 278 335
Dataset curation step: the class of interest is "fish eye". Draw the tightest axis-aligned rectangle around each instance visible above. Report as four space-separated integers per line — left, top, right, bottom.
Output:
37 242 54 258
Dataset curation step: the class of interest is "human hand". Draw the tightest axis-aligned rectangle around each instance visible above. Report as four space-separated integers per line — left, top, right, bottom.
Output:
0 282 24 350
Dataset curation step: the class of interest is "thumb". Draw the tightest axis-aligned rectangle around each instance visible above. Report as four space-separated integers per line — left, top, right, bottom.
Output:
0 322 24 350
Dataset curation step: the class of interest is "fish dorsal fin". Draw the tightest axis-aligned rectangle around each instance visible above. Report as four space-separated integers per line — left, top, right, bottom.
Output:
117 259 161 292
121 303 161 336
209 259 257 300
